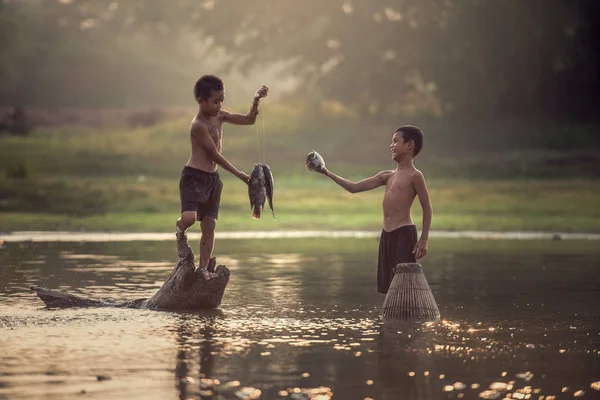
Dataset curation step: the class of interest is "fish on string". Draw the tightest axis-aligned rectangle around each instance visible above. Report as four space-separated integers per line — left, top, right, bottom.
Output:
248 163 275 219
248 98 275 220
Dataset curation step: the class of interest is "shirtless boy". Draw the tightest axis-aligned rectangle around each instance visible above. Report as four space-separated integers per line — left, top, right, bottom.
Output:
176 75 268 280
317 125 432 293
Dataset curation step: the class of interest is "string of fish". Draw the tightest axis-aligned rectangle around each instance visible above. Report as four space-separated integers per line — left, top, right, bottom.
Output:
248 103 276 220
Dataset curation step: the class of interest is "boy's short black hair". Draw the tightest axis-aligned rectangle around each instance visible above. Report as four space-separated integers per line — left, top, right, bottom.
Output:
194 75 224 101
396 125 424 157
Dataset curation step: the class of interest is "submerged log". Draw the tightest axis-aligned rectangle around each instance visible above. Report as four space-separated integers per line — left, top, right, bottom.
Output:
31 234 230 311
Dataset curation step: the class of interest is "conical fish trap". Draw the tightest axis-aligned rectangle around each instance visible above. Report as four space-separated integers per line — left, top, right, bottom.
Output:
381 263 440 321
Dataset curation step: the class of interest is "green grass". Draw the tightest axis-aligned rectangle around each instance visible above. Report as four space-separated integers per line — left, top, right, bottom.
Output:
1 176 599 232
1 109 599 180
1 110 599 233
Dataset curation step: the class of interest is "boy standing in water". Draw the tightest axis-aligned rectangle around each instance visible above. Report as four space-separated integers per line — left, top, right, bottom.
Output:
317 126 432 293
177 75 268 280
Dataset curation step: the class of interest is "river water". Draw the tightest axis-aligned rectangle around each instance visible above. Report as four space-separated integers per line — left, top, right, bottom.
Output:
1 237 599 399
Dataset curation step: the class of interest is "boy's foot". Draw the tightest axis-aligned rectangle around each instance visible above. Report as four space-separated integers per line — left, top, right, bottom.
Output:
207 257 217 273
198 268 219 280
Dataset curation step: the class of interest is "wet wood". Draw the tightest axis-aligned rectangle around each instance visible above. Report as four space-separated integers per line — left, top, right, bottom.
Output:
30 286 123 308
31 235 230 311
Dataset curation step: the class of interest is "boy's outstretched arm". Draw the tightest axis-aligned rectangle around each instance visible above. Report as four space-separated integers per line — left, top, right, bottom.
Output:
221 85 269 126
412 171 433 259
319 168 388 193
192 123 249 184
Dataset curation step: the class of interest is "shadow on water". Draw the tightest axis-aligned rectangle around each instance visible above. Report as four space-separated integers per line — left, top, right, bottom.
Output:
0 238 599 399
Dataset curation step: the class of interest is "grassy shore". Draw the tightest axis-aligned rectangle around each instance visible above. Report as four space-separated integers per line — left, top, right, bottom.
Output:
1 176 599 232
1 109 599 233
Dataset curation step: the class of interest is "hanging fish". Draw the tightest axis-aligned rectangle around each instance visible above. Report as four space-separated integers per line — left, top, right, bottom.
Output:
305 150 326 172
262 164 275 219
247 163 276 220
248 163 266 219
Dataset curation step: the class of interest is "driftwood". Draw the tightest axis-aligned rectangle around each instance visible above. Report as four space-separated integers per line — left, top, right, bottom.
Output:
30 286 145 309
31 234 230 311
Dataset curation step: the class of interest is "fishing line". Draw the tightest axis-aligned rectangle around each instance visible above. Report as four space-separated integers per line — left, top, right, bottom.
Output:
255 100 267 163
256 113 261 162
262 104 266 163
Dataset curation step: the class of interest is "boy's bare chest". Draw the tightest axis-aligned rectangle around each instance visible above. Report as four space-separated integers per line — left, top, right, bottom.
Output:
387 173 414 193
207 122 222 144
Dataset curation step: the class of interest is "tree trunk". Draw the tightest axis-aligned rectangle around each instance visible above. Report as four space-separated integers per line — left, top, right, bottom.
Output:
31 234 230 311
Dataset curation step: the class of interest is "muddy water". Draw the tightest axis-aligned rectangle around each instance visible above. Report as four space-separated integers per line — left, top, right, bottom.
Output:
1 238 599 399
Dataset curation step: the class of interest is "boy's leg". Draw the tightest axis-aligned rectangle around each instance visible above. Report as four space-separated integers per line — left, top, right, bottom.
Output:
397 225 418 264
196 176 222 280
198 216 218 280
386 226 417 288
193 173 223 280
177 211 197 234
377 226 418 294
176 211 197 259
377 229 393 294
178 166 199 238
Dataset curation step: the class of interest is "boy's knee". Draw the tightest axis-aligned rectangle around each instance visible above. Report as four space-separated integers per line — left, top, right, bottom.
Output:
178 213 196 229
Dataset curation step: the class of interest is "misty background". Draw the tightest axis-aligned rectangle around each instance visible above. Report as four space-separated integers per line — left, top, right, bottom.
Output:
2 0 598 127
1 0 599 230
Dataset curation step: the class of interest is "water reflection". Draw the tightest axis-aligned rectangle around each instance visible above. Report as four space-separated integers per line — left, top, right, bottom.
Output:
377 322 435 400
156 310 599 399
175 314 219 399
1 239 599 399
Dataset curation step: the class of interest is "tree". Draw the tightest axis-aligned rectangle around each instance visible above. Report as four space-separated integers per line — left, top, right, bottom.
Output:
1 0 598 121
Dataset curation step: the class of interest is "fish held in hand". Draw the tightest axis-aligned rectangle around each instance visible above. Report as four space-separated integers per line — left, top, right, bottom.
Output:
306 151 325 172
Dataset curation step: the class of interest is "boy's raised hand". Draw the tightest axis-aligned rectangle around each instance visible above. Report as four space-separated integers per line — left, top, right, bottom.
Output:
254 85 269 100
413 239 428 259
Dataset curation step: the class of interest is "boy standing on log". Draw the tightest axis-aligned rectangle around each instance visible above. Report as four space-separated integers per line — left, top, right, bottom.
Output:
176 75 268 280
316 126 432 294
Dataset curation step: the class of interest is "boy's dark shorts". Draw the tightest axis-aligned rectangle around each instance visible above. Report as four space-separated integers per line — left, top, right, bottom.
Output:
179 166 223 221
377 225 417 294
